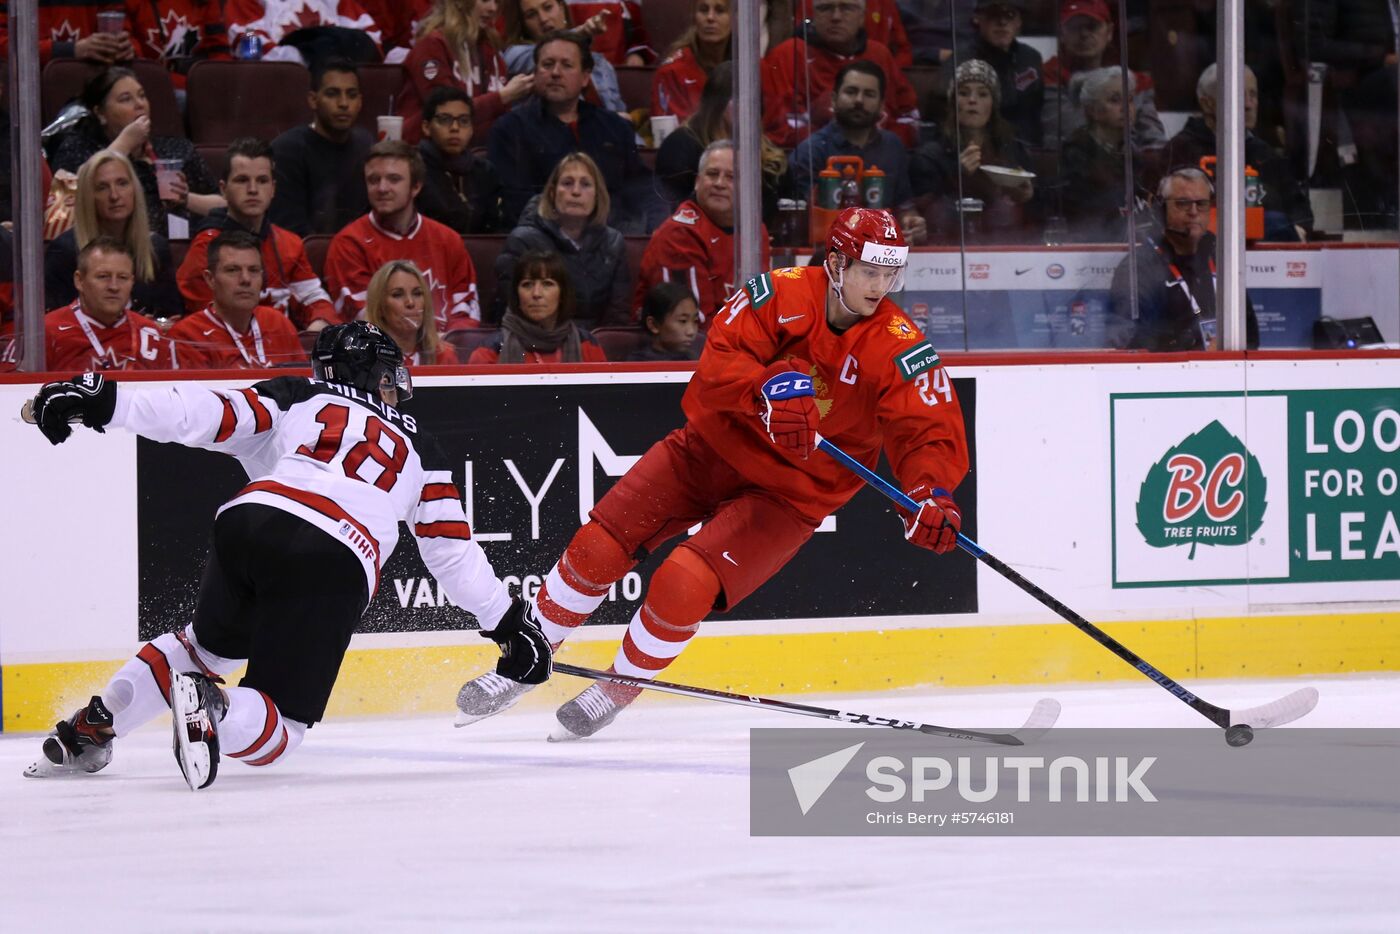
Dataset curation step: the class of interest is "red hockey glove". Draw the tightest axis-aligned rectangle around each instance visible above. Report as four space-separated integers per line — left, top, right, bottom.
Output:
899 483 961 553
756 360 818 459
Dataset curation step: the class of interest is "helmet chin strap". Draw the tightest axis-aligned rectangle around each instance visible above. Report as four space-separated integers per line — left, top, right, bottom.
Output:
827 255 865 321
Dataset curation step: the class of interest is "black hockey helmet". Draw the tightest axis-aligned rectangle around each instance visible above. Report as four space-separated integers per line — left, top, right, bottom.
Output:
311 321 414 401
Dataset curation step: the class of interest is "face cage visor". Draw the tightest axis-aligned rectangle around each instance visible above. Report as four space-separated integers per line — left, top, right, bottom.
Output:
830 253 908 302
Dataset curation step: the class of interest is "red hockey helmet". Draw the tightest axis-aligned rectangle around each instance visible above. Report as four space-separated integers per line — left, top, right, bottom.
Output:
826 207 909 270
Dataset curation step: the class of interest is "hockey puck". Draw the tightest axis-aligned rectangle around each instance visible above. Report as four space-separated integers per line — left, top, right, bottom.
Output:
1225 724 1254 747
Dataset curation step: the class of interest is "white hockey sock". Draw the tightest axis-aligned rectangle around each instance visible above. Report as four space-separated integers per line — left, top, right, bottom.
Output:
104 626 242 737
612 604 700 679
220 687 307 767
533 561 609 647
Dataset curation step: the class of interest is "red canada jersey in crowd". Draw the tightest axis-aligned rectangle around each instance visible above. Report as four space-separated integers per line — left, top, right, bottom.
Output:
323 213 481 331
168 306 305 369
400 33 512 144
125 0 230 83
0 3 135 65
45 302 178 372
565 1 651 64
762 36 919 147
224 0 382 55
0 280 13 371
633 201 771 325
357 0 432 51
407 342 459 368
651 46 707 121
683 265 968 523
110 376 514 614
177 225 337 329
790 0 913 68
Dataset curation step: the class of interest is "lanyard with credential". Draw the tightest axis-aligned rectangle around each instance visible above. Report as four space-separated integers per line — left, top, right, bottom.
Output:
206 308 266 366
74 304 130 366
1157 244 1216 318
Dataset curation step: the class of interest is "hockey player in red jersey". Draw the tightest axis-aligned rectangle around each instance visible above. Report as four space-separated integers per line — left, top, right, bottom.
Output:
23 322 550 789
455 207 968 739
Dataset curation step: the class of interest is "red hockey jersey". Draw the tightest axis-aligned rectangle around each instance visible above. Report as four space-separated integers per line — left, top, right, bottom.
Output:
791 0 913 68
224 0 382 55
177 223 336 328
632 200 771 325
1 2 137 66
323 213 481 331
109 375 515 617
399 32 512 145
45 302 179 372
565 1 651 64
125 0 230 85
651 46 707 121
683 265 967 523
168 305 305 369
762 36 919 148
358 0 432 52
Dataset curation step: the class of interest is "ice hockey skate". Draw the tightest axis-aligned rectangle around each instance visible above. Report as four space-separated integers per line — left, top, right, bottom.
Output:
549 677 642 741
171 671 226 791
454 670 539 726
23 696 115 778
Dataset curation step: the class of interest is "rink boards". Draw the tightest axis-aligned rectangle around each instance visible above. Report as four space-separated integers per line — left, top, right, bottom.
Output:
1 356 1398 731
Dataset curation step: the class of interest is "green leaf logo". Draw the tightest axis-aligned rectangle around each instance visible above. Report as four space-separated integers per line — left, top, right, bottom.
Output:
1135 420 1268 559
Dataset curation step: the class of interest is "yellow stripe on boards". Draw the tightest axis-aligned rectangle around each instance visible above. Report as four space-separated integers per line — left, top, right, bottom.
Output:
3 612 1396 732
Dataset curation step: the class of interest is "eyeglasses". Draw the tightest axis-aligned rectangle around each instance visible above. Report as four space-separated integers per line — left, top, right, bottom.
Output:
431 114 473 128
1165 198 1212 213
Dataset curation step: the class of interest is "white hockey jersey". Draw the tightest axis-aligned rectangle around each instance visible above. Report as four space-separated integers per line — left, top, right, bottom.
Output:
110 376 512 629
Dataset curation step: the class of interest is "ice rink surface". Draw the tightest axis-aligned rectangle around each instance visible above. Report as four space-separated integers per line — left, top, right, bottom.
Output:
3 674 1398 933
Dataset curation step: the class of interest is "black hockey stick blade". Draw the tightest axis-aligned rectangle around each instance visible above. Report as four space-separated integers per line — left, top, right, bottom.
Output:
815 435 1321 734
553 662 1060 747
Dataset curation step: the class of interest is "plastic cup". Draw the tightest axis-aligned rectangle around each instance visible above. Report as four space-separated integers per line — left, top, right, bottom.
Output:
377 115 404 142
649 114 679 147
96 11 126 33
154 159 182 201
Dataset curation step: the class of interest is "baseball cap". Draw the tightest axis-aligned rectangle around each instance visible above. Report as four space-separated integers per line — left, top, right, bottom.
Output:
1060 0 1112 24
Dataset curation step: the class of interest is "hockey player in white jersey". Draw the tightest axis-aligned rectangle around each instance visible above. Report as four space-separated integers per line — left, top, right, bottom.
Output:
23 322 551 790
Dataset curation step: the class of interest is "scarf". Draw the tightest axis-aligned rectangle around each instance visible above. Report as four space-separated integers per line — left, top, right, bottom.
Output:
498 311 582 364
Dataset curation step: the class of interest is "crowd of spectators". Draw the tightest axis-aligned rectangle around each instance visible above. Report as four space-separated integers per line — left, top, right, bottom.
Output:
0 0 1394 365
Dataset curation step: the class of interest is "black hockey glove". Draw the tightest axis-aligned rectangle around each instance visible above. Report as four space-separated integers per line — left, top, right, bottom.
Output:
481 597 552 685
31 373 117 445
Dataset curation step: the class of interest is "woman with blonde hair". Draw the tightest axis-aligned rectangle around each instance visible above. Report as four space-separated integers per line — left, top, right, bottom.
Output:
651 0 732 122
399 0 535 144
495 152 630 326
364 260 459 366
44 149 182 319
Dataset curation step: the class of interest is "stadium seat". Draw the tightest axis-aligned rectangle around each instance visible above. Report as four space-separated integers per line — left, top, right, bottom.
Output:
303 234 333 280
444 327 501 361
645 5 693 54
613 66 655 112
463 235 507 323
186 61 312 145
355 64 407 135
590 326 649 361
168 239 189 269
41 60 183 139
196 144 228 184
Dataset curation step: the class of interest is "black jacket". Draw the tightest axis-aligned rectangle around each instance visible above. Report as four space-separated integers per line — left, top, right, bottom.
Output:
1109 232 1260 351
1162 116 1314 236
268 124 373 236
975 37 1045 148
494 196 631 327
1059 125 1144 242
415 140 504 234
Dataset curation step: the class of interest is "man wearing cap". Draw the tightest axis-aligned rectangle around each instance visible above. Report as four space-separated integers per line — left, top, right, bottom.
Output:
1041 0 1164 151
970 0 1043 147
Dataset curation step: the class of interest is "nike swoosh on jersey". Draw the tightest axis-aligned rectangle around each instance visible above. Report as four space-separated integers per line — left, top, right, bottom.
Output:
722 551 739 566
57 324 75 331
777 314 805 324
201 329 217 336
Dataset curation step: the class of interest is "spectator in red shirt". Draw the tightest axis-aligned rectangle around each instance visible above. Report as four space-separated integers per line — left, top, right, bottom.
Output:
652 0 731 122
792 0 911 68
469 250 608 363
399 0 536 144
324 140 482 330
763 0 919 147
46 237 178 372
125 0 231 87
563 1 652 65
364 259 460 366
177 137 338 331
633 141 770 323
169 231 305 369
0 2 137 67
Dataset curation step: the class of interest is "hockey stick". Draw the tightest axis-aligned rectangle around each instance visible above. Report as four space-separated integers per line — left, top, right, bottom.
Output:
552 662 1060 747
816 436 1319 739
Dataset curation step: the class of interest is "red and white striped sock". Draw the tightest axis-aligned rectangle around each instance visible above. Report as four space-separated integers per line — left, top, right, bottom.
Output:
221 687 306 768
104 626 240 737
613 603 701 683
532 522 636 648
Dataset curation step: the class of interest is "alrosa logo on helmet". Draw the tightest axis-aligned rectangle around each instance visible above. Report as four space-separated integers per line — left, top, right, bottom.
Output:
860 243 909 266
1135 420 1267 559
